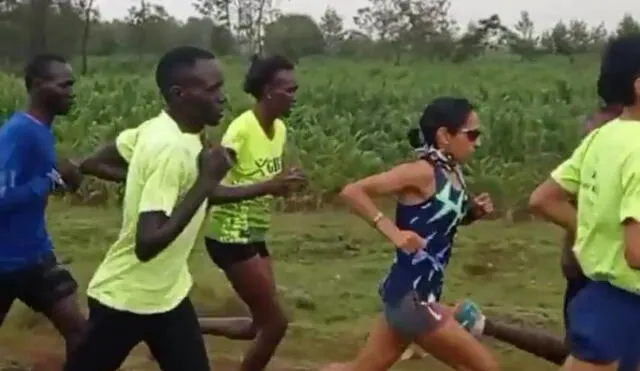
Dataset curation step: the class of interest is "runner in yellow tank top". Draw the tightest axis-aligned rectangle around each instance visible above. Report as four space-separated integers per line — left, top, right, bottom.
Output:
207 108 287 243
201 55 306 371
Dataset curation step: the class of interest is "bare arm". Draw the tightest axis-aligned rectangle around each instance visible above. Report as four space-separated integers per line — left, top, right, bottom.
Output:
208 166 305 205
529 179 577 233
80 127 139 183
136 181 211 262
135 147 231 262
208 183 275 205
339 161 433 243
79 143 128 183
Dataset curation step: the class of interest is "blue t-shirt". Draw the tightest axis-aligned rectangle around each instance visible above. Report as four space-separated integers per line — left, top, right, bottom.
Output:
0 112 57 271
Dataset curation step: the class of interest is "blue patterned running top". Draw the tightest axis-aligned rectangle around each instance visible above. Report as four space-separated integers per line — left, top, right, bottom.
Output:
379 159 469 306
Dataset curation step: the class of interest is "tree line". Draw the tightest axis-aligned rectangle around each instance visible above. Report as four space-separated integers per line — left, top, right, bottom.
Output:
1 0 639 71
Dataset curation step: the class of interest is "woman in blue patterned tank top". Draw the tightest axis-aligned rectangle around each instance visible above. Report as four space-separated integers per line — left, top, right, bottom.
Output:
322 97 499 371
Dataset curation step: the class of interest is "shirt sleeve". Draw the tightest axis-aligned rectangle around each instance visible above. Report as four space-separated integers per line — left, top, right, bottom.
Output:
619 149 640 223
115 127 138 163
138 145 191 215
550 131 595 194
0 127 52 211
220 120 245 154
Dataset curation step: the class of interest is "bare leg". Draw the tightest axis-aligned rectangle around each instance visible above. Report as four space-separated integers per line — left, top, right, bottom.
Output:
320 315 409 371
199 316 257 340
413 306 498 371
45 293 86 359
321 301 498 371
225 256 288 371
197 257 278 340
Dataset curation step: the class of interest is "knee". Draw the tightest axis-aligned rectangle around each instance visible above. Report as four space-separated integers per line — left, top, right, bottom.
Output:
267 309 289 335
60 320 87 348
63 332 85 359
260 306 289 337
484 359 499 371
247 295 289 337
242 321 259 340
474 355 499 371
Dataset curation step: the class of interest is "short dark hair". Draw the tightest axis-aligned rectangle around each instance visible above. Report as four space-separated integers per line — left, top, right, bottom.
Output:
243 54 294 99
408 97 475 149
155 46 215 101
599 34 640 106
24 53 67 91
597 71 616 107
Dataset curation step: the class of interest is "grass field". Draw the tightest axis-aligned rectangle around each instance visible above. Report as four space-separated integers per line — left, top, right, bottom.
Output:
0 200 567 370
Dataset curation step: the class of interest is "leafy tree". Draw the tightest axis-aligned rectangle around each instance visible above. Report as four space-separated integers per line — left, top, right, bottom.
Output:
263 14 324 61
616 13 640 37
319 6 344 54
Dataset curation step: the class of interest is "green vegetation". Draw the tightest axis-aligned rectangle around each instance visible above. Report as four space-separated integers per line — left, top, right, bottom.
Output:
1 55 599 213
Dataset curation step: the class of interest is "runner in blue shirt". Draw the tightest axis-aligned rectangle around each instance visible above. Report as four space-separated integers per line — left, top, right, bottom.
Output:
0 54 85 359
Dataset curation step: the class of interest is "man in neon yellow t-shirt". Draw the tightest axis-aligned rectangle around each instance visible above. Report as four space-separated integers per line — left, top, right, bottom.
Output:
529 34 640 371
203 55 307 371
64 46 232 371
76 56 306 370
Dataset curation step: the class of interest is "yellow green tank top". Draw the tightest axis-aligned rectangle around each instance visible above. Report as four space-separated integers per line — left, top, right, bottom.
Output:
206 110 286 243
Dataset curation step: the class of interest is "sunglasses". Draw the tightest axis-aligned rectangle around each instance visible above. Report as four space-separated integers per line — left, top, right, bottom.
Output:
461 128 481 142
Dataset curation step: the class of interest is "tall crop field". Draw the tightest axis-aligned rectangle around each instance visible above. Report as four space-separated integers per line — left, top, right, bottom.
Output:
0 56 602 213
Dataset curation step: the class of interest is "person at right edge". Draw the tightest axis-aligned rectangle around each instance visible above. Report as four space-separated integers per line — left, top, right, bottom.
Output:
528 34 640 371
457 40 638 371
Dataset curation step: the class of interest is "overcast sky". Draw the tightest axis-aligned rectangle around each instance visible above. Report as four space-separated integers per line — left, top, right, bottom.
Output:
97 0 635 31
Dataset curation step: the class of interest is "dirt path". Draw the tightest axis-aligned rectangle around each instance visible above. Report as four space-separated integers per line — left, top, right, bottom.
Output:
1 351 311 371
1 338 314 371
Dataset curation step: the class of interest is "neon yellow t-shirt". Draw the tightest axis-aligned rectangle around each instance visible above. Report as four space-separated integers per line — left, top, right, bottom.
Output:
88 111 207 314
114 125 142 162
551 118 640 294
206 109 286 243
115 121 204 162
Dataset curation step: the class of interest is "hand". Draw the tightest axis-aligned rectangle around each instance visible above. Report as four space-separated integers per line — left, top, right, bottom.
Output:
266 167 307 196
55 158 83 192
470 193 494 219
391 230 426 253
198 145 235 186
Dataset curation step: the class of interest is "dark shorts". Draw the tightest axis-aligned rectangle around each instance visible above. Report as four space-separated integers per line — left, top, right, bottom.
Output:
64 297 209 371
563 277 639 370
566 280 640 367
383 291 447 339
205 238 270 271
0 252 77 325
563 276 589 332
